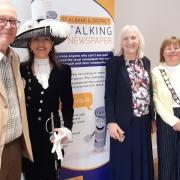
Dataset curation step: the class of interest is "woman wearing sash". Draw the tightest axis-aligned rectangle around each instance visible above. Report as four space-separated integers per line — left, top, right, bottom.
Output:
152 36 180 180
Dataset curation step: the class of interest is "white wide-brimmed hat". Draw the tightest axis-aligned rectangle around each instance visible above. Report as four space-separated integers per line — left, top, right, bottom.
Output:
11 19 71 48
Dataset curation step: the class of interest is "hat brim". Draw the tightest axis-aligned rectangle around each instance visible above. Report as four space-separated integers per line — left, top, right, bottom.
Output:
11 26 67 48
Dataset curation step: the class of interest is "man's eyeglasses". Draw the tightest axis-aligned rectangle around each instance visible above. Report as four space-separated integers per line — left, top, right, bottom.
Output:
0 18 20 28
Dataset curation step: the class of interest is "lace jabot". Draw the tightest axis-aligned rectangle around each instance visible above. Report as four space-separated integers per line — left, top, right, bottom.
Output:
34 58 51 89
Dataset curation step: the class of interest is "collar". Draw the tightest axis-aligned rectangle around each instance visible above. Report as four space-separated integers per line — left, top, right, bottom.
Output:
125 58 143 66
0 47 13 62
0 51 4 62
34 57 50 65
162 62 180 75
165 62 180 69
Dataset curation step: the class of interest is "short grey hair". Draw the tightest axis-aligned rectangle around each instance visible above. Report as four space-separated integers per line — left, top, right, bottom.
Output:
118 25 145 58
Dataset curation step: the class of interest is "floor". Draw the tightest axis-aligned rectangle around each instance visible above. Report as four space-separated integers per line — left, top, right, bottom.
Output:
20 160 159 180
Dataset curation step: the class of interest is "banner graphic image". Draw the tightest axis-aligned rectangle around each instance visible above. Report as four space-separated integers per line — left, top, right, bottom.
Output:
31 1 114 179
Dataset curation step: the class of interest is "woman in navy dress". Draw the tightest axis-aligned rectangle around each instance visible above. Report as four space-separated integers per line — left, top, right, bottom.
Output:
105 25 155 180
11 19 74 180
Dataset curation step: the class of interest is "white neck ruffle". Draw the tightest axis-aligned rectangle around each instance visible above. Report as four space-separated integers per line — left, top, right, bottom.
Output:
34 58 50 89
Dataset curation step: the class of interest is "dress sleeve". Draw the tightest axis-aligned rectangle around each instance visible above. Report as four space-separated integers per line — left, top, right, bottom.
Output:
105 56 118 124
60 65 74 130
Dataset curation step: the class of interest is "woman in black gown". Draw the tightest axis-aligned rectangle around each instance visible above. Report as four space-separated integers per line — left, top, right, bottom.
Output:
12 19 74 180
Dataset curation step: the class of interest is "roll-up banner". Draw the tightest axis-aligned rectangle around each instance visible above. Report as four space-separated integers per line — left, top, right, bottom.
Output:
31 1 114 179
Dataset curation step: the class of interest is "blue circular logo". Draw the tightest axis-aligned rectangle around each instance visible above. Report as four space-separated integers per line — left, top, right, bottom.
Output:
46 11 57 19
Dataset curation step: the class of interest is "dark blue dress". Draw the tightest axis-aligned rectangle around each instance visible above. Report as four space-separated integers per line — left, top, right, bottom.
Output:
105 55 154 180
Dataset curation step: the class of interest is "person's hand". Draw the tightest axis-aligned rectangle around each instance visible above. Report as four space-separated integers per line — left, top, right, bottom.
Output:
51 127 72 160
54 128 70 144
173 120 180 131
151 120 157 133
107 123 125 142
60 136 68 144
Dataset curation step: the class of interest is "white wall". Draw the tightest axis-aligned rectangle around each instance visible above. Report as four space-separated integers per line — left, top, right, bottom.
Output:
10 0 31 21
10 0 31 61
115 0 180 67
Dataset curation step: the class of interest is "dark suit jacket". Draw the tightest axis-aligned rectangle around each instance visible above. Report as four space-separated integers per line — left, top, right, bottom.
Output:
105 55 154 129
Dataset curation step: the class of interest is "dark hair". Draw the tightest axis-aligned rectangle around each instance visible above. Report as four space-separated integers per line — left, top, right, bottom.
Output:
160 36 180 62
27 39 62 67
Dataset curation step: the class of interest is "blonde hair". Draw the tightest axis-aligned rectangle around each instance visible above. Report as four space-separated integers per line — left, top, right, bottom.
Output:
118 25 145 58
